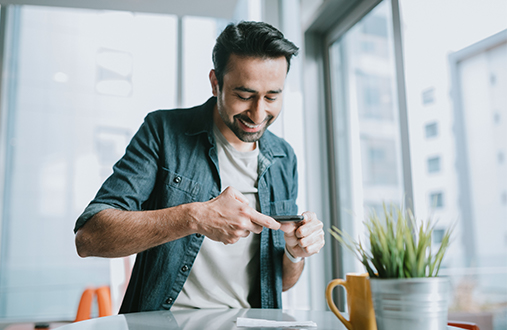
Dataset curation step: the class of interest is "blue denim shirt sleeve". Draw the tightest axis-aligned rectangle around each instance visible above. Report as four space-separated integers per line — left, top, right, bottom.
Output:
74 202 117 233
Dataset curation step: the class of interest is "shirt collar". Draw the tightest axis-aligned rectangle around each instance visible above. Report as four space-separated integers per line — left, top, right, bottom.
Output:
186 96 217 137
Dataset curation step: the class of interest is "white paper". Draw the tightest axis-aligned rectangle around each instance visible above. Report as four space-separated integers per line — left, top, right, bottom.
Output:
236 317 317 328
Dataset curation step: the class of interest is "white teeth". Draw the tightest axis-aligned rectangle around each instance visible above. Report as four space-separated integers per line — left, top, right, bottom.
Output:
240 118 261 129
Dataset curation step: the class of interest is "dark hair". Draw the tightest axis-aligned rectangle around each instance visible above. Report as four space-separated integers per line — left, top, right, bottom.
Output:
212 21 299 89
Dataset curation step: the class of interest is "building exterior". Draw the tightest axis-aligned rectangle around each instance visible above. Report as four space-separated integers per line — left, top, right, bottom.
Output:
449 29 507 313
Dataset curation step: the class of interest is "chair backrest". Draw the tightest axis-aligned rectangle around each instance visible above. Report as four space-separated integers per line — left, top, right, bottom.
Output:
74 287 95 322
95 286 112 317
448 321 480 330
74 286 112 322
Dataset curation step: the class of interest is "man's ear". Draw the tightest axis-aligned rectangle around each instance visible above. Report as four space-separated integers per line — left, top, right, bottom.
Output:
209 69 218 96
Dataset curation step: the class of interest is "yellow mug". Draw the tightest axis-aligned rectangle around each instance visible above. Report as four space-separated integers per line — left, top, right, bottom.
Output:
325 273 377 330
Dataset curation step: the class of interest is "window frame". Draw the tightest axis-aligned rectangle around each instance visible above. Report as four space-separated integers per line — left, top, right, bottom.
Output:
327 0 413 275
303 0 413 309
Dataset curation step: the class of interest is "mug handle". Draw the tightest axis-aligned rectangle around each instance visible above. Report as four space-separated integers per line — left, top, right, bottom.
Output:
326 279 353 330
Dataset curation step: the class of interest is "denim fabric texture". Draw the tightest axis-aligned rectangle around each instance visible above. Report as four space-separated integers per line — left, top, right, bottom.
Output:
74 97 298 312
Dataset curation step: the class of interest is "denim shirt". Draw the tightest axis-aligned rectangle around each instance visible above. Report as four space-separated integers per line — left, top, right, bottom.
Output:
74 97 298 313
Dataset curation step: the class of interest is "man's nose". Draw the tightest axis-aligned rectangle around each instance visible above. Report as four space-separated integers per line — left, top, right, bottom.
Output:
249 98 267 124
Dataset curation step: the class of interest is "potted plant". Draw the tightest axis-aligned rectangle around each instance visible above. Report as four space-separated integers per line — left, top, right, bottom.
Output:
330 204 454 330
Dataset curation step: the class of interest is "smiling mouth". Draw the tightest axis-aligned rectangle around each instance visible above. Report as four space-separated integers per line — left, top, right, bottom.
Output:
239 118 262 129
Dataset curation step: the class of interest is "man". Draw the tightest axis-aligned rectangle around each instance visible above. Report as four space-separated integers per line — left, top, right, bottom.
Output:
74 21 325 313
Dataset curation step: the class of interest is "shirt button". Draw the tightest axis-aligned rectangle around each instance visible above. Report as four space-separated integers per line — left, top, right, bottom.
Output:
165 297 173 304
173 176 182 183
181 265 189 272
195 233 202 238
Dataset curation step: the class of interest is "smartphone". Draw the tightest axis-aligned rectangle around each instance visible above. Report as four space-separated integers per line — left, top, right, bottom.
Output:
272 215 304 222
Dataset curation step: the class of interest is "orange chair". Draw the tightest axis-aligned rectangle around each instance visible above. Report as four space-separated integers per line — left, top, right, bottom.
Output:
74 287 96 322
448 321 480 330
74 286 112 322
95 286 112 318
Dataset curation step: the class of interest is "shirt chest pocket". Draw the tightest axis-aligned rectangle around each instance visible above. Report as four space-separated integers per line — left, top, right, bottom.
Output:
157 167 201 207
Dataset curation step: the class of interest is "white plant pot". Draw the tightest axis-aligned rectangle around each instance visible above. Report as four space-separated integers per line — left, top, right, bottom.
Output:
369 277 450 330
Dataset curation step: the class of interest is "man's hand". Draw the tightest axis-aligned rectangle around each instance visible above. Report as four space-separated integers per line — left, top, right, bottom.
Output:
191 186 281 245
279 211 325 259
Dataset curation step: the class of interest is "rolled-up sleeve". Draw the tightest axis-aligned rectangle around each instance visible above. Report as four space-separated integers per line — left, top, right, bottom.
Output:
74 202 118 233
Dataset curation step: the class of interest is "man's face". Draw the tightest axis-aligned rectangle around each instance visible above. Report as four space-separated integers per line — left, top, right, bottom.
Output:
210 54 287 150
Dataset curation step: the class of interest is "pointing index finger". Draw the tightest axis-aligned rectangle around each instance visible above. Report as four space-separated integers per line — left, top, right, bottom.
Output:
250 213 281 230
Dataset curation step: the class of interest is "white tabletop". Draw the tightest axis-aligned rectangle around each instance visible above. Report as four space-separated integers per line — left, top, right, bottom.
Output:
53 309 463 330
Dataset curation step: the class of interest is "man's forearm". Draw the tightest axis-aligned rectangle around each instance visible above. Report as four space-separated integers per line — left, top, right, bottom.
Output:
75 203 197 258
282 253 305 291
75 187 282 259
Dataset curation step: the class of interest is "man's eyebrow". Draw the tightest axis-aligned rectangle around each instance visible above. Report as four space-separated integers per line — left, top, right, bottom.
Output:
234 86 257 93
233 86 283 94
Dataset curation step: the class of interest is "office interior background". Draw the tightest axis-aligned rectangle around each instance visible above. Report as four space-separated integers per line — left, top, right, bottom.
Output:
0 0 505 329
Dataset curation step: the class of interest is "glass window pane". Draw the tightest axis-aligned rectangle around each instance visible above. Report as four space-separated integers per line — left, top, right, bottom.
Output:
429 192 444 208
422 87 435 105
0 5 177 320
400 0 507 326
328 0 403 273
432 228 445 244
361 138 399 185
182 16 218 108
425 122 438 138
427 156 441 173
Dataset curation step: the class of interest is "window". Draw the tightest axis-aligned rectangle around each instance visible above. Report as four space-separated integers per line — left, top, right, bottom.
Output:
327 0 404 275
433 229 445 244
429 192 444 208
427 156 441 173
490 73 497 85
362 138 399 185
360 14 389 58
494 112 501 124
315 0 507 323
425 122 438 138
182 16 219 108
400 1 507 324
362 14 388 38
357 71 394 120
422 87 435 105
0 5 178 320
95 49 133 97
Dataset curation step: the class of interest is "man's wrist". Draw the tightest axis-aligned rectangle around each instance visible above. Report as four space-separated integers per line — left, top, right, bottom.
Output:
284 245 303 263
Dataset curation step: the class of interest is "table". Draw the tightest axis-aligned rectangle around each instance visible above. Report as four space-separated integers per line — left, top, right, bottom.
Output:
53 309 463 330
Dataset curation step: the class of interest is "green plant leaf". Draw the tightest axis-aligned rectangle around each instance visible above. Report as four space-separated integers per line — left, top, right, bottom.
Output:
328 203 453 279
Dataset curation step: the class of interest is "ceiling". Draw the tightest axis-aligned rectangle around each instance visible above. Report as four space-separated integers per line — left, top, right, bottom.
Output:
0 0 240 19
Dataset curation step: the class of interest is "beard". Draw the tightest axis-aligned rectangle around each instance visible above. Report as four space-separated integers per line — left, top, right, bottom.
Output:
217 103 274 143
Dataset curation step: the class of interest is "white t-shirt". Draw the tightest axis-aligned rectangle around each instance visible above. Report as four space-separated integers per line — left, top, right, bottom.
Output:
172 125 260 309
